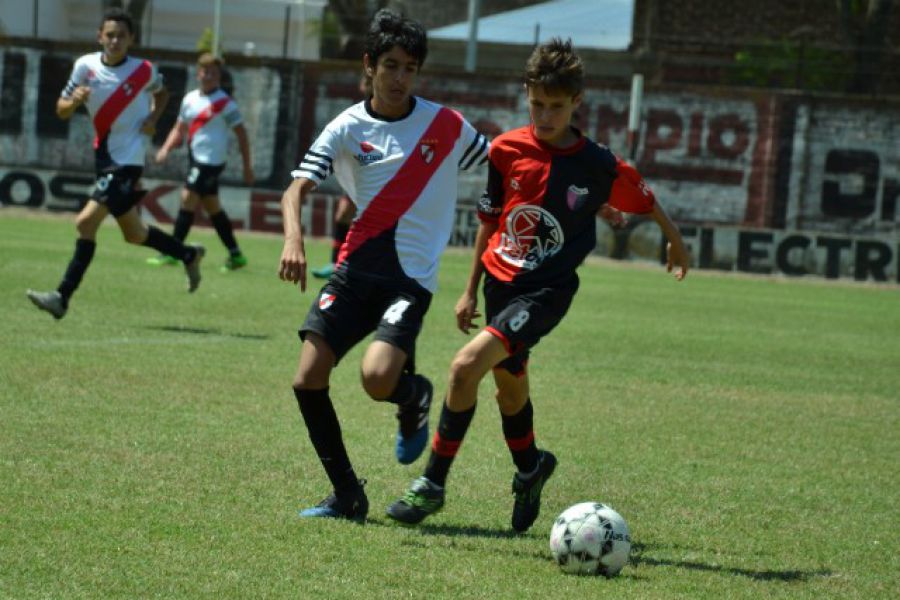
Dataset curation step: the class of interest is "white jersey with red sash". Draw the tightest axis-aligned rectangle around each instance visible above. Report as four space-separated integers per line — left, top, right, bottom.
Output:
179 88 242 166
62 53 162 168
292 97 489 292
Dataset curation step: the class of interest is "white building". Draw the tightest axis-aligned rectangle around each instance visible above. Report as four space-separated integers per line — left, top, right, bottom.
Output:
0 0 326 60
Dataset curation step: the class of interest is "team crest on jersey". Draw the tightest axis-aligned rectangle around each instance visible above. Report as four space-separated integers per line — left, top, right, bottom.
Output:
495 204 564 270
355 141 383 165
319 293 336 310
123 82 134 96
566 184 589 211
420 143 435 164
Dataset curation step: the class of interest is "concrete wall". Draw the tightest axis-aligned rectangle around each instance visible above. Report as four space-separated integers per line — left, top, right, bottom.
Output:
1 41 898 283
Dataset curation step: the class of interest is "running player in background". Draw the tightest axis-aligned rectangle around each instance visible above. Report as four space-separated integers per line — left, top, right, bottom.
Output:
152 52 254 272
278 9 489 521
387 38 689 532
27 8 204 320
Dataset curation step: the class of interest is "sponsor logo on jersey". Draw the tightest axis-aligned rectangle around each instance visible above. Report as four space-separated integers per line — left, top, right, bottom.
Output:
495 204 564 270
355 140 383 165
566 184 589 211
319 293 336 310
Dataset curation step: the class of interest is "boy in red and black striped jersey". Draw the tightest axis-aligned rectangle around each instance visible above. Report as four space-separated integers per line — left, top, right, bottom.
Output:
388 38 689 531
26 9 205 320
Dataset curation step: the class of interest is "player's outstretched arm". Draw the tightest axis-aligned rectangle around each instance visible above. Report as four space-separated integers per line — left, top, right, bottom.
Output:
234 124 254 185
650 202 689 281
456 220 498 334
279 177 316 292
155 120 187 163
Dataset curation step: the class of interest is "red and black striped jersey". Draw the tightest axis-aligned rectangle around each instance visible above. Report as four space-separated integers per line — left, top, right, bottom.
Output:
478 125 655 286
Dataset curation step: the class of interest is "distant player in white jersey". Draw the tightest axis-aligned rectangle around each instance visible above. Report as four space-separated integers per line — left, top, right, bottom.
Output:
278 9 489 521
152 52 254 272
26 9 205 320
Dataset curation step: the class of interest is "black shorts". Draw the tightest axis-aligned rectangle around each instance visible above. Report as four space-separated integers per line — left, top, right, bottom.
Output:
483 272 579 376
90 165 144 217
299 268 433 368
185 159 225 196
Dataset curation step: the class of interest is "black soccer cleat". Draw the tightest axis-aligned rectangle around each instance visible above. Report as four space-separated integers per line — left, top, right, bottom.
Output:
299 479 369 522
386 476 445 525
184 244 205 293
511 449 557 533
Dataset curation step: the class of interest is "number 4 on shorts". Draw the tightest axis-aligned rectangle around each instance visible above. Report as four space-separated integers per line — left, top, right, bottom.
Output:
383 299 411 325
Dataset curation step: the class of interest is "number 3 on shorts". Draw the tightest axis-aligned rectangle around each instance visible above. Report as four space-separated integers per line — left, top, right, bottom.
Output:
383 299 411 325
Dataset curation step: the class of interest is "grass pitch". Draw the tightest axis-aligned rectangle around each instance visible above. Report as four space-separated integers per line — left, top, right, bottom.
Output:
1 209 898 599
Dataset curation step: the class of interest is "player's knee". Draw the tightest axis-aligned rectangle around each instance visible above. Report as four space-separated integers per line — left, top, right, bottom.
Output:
360 370 393 401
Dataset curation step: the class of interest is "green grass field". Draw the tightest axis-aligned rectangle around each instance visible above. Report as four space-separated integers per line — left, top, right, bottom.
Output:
1 209 898 599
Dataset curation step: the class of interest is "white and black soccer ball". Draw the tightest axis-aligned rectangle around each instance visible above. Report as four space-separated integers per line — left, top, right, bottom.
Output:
549 502 631 577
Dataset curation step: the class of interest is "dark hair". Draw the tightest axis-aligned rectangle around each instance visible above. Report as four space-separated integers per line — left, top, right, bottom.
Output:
100 8 135 35
525 37 583 97
365 9 427 68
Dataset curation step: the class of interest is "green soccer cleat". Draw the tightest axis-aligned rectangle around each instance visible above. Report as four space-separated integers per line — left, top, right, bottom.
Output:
386 476 445 525
511 449 557 533
221 253 248 272
146 254 179 266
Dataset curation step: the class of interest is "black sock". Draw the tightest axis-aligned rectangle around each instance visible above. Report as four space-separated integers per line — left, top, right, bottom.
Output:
502 398 540 475
57 238 96 304
387 372 416 405
172 209 194 243
331 222 349 263
423 401 476 487
210 210 239 255
294 387 358 493
144 226 195 264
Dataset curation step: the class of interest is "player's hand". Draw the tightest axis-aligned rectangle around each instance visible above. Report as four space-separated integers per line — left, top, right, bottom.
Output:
154 148 169 164
279 239 307 292
666 241 689 281
71 85 91 106
455 292 481 334
243 166 255 186
599 204 627 228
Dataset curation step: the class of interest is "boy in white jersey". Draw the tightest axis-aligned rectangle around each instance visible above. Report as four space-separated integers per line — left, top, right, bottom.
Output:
26 9 205 320
152 53 254 272
278 9 489 520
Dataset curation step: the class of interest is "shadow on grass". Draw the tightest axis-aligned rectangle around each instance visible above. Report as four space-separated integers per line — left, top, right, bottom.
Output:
144 324 269 340
631 543 832 582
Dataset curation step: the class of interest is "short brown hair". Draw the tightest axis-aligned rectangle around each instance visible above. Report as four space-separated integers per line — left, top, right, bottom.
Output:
197 52 223 69
524 38 583 97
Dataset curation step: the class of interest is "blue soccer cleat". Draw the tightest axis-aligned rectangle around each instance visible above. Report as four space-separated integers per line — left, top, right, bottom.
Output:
395 375 433 464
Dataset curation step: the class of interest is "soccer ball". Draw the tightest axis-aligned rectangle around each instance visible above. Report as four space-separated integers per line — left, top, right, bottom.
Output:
549 502 631 577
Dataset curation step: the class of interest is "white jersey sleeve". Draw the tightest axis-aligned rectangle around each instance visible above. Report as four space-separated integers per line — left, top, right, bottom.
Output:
291 122 340 185
61 56 91 98
457 119 489 171
222 101 243 128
